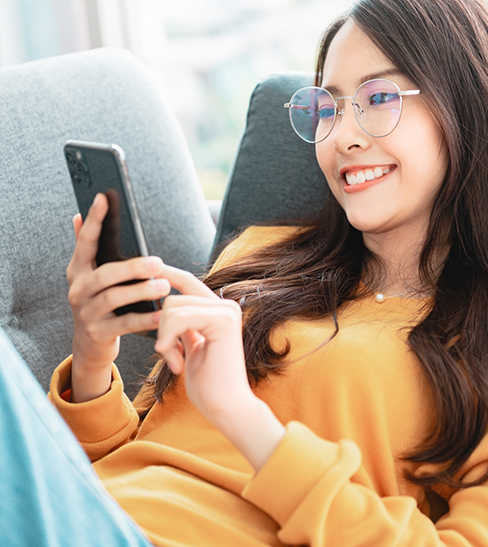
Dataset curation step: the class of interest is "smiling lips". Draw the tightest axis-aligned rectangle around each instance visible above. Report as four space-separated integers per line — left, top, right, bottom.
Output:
345 167 392 186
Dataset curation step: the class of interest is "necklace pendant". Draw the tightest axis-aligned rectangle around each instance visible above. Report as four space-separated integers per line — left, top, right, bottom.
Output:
375 293 386 303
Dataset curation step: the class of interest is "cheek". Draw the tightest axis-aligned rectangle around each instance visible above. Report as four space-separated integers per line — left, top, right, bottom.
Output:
399 105 448 177
399 125 448 196
315 142 341 199
315 142 330 176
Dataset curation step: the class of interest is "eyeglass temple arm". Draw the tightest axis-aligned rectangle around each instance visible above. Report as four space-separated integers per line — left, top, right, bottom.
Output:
400 90 421 96
284 103 312 110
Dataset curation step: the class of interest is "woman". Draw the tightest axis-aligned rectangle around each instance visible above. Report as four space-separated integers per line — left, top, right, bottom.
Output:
3 0 488 545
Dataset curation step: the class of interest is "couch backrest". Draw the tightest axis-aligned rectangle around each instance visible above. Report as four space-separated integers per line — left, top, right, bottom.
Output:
0 48 215 395
213 72 329 253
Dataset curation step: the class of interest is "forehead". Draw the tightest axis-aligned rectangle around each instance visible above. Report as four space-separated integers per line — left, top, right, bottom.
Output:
321 19 398 89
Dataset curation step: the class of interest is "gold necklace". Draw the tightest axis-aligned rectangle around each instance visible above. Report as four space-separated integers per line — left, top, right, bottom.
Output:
361 279 422 303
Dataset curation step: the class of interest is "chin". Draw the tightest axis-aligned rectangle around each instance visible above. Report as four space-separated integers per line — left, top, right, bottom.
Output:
345 213 382 234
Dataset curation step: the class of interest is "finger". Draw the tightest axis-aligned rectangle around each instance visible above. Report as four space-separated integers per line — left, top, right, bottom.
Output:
162 294 233 309
68 254 166 302
83 277 170 317
179 329 205 352
155 303 240 353
161 346 185 375
87 256 166 296
73 213 83 241
85 309 163 342
158 265 218 299
70 193 109 271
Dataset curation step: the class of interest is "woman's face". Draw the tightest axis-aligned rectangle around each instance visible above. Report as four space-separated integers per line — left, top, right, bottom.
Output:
316 20 448 243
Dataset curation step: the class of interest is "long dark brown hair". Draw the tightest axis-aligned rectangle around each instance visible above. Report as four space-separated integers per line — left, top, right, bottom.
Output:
144 0 488 489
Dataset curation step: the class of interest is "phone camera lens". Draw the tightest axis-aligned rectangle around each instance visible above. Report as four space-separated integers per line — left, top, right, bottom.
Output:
66 149 91 187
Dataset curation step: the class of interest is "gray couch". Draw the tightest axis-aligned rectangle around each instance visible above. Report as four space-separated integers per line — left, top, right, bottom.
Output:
0 48 327 397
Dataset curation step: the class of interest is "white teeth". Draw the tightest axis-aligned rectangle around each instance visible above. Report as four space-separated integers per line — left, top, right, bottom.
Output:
345 167 392 186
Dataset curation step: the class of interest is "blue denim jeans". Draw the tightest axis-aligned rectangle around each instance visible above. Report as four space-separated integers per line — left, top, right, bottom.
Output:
0 328 154 547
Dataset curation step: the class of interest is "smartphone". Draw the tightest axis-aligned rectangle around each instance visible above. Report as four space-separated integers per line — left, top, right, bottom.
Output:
64 140 161 335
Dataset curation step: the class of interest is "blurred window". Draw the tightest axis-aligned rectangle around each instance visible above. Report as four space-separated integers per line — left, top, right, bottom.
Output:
0 0 347 198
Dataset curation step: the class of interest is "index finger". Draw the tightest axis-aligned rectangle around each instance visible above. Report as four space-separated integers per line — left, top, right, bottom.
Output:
69 193 108 272
159 264 218 299
73 213 83 241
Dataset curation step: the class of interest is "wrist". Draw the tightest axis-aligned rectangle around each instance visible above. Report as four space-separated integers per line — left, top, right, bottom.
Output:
71 357 113 403
213 395 286 472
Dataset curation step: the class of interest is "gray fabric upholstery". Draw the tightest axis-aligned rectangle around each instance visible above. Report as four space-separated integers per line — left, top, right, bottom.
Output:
213 72 329 253
0 55 328 397
0 48 215 396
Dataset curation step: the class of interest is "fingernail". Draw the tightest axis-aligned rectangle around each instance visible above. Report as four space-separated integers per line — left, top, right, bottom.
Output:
151 279 168 292
145 256 162 271
92 193 102 206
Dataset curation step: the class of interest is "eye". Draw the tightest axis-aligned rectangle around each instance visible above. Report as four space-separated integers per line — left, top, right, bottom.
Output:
318 105 335 120
368 92 399 106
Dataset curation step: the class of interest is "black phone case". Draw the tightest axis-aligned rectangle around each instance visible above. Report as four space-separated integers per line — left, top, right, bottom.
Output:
64 141 160 332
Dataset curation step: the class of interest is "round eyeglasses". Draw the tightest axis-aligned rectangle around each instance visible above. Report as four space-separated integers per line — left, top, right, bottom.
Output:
284 78 421 143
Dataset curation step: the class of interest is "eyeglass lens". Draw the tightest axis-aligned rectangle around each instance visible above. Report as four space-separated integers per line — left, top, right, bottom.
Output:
288 79 403 143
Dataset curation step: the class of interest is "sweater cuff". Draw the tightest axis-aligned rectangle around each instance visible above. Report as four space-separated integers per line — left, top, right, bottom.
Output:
242 421 361 527
49 356 139 456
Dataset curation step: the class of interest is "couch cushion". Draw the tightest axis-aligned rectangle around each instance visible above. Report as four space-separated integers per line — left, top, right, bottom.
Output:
0 48 215 395
213 72 329 252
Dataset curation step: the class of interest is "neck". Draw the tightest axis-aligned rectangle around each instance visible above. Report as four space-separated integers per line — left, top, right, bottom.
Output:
362 224 444 296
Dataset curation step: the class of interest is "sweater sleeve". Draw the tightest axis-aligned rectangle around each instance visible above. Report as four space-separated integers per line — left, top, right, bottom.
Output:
242 422 488 547
48 355 140 462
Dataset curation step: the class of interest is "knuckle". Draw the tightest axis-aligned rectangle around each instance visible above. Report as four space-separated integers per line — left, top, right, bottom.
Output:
68 284 82 307
225 298 242 316
91 266 106 287
226 300 243 325
77 306 91 325
144 279 159 297
100 288 118 311
84 322 102 342
117 312 144 334
163 305 178 323
130 257 150 280
117 312 131 331
66 262 74 283
227 299 242 311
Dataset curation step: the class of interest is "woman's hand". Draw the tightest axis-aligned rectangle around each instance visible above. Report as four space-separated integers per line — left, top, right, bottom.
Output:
155 266 286 471
66 193 170 403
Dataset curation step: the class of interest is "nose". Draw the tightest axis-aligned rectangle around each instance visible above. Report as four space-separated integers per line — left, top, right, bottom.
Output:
332 99 371 153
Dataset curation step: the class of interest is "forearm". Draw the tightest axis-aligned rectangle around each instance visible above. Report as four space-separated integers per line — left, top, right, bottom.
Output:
71 354 113 403
211 395 286 472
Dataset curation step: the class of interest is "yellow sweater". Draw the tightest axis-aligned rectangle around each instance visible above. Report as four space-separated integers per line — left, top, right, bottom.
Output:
50 226 488 547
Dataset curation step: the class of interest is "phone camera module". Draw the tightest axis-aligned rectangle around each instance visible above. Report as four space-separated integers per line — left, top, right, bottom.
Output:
66 148 91 188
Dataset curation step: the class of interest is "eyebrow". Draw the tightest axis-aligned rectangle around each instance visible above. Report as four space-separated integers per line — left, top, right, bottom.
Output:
323 68 404 95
